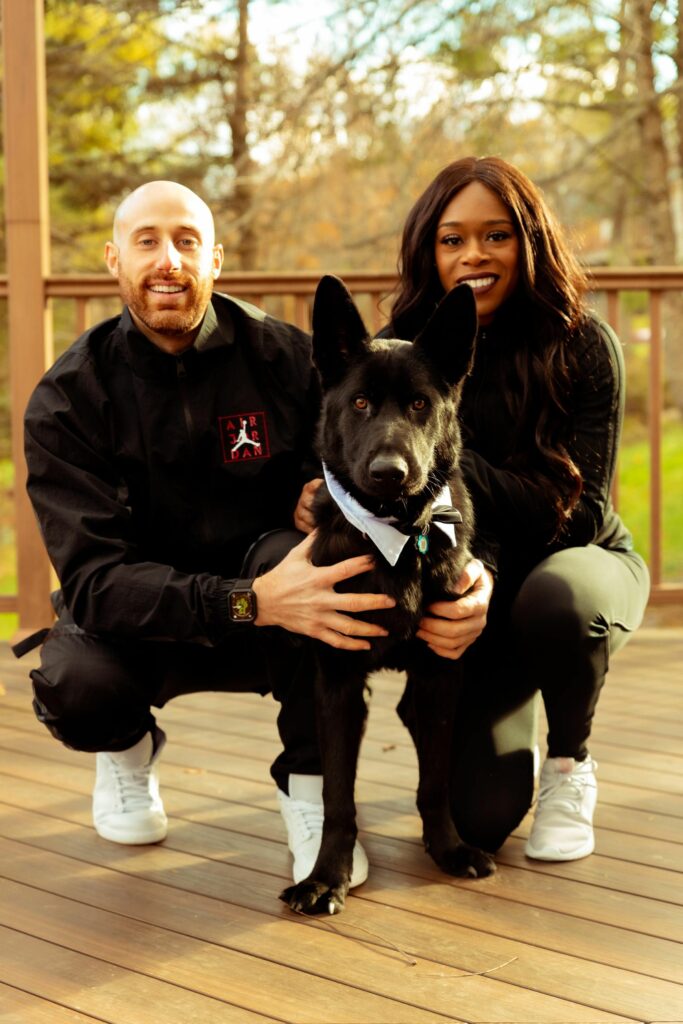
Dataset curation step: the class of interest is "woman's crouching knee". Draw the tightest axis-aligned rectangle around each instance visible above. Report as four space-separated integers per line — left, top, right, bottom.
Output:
451 746 535 852
511 550 607 651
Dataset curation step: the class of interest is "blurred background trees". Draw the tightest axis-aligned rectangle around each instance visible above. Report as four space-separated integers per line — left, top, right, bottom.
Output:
1 0 681 424
10 0 679 414
0 0 682 600
2 0 683 401
0 0 679 277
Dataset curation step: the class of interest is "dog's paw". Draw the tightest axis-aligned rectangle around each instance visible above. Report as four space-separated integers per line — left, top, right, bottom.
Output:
432 843 496 879
280 879 349 915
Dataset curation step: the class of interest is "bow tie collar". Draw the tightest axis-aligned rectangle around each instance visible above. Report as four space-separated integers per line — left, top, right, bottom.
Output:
322 463 459 566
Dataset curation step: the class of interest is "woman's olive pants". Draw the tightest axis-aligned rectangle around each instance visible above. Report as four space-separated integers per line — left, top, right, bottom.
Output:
440 545 650 850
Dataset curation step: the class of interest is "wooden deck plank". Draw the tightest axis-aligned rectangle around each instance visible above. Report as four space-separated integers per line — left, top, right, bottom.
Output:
1 786 682 992
0 824 665 1024
2 631 682 1024
4 685 683 791
2 700 682 812
0 983 104 1024
0 881 461 1024
0 838 650 1024
0 926 280 1023
2 721 681 864
0 814 680 1023
1 728 681 911
21 686 683 785
0 728 681 918
3 737 682 871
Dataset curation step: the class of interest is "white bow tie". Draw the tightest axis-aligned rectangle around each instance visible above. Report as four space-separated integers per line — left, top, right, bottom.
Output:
322 462 456 566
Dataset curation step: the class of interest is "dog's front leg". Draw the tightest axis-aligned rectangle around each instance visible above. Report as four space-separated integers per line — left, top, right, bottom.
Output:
410 665 496 878
280 657 368 915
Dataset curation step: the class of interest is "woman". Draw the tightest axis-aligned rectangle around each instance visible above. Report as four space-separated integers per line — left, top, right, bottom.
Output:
382 155 650 860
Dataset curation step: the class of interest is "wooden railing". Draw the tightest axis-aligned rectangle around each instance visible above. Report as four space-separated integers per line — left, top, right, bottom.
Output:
43 270 397 337
1 267 681 623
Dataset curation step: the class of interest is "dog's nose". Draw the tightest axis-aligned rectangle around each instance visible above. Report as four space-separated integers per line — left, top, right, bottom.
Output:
369 455 409 485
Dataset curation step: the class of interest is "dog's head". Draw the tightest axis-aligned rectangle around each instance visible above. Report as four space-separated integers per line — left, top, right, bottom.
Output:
312 275 477 508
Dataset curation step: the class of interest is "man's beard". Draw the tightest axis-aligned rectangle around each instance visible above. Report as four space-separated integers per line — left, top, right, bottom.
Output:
117 270 214 338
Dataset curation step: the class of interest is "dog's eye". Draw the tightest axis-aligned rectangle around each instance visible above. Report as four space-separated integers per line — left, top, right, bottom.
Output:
412 397 427 411
353 395 369 410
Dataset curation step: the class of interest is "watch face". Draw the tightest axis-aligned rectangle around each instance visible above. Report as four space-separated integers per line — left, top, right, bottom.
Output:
229 589 255 622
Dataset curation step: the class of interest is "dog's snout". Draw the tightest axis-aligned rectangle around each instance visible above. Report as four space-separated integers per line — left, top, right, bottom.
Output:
369 455 409 486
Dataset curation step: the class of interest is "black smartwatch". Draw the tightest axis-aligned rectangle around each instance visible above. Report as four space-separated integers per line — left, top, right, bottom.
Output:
228 579 258 624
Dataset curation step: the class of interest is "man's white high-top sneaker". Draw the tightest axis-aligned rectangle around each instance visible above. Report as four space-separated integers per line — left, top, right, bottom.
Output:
277 773 369 886
93 729 168 844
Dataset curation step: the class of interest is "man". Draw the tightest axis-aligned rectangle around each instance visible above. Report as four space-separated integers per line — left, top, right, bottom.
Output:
21 180 396 884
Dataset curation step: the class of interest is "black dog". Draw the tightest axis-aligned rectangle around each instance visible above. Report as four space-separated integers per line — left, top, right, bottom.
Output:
280 275 495 915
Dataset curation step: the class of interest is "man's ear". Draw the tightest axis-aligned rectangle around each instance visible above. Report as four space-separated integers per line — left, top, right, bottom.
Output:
104 241 120 279
212 243 224 279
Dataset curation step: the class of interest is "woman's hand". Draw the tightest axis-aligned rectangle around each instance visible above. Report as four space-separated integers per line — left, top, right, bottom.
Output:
416 558 493 660
293 478 323 533
252 531 396 650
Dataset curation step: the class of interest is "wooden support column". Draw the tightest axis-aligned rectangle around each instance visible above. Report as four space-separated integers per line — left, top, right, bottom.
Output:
2 0 54 630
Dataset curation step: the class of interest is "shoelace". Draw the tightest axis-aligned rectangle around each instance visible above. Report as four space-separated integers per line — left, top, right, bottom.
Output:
538 761 596 808
289 799 324 841
109 759 155 811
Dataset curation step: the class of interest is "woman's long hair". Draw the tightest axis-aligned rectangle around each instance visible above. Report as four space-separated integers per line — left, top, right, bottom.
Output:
390 156 588 535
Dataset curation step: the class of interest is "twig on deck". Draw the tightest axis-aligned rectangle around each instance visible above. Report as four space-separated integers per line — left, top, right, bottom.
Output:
297 913 519 977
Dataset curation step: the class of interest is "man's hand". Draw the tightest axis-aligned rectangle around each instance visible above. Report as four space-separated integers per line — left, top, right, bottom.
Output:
293 478 323 533
252 531 395 650
416 558 493 660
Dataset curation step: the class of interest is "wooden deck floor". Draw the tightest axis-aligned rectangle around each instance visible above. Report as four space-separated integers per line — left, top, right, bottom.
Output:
0 629 682 1024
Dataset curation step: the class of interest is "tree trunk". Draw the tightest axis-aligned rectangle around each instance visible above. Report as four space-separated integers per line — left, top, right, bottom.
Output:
631 0 676 262
666 0 683 412
228 0 258 269
629 0 683 414
673 0 683 262
610 0 632 257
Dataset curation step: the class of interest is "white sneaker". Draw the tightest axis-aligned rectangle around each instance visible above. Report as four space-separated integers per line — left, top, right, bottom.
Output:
93 730 168 844
525 755 598 861
277 774 369 886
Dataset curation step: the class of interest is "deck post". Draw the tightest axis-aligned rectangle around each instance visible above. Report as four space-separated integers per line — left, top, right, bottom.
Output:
2 0 54 631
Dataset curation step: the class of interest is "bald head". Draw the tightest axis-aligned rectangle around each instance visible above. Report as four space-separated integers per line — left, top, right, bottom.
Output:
105 180 223 354
112 180 216 247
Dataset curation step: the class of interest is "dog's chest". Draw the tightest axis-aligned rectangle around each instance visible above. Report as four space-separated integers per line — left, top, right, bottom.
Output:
314 511 463 637
379 539 463 617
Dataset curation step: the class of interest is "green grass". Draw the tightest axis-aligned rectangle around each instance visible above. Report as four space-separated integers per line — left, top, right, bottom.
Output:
0 614 18 642
0 420 680 641
617 419 683 579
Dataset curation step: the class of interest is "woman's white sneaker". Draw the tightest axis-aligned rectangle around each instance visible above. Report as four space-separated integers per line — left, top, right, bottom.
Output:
277 773 369 886
93 729 168 844
525 755 597 861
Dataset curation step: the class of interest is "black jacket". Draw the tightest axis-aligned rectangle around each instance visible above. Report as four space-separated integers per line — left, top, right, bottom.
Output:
24 293 320 645
459 316 633 575
379 315 634 580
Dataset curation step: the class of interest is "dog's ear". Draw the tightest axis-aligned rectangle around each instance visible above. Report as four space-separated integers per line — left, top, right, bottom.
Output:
413 283 478 386
312 275 370 387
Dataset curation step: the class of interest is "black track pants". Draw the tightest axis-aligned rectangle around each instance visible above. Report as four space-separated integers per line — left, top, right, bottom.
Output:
30 529 320 792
